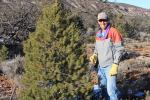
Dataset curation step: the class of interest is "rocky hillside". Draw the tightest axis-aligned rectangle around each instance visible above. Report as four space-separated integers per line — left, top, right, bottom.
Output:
0 0 150 45
62 0 150 28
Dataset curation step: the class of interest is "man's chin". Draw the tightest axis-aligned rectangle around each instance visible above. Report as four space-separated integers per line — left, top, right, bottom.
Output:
100 25 107 30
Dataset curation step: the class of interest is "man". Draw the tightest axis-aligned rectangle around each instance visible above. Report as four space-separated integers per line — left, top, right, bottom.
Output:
90 12 124 100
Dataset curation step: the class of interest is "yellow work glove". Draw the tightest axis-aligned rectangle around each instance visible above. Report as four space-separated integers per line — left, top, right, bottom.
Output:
90 54 97 64
109 63 118 76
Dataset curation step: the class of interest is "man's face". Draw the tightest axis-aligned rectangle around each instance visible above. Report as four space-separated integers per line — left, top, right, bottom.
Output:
98 19 108 30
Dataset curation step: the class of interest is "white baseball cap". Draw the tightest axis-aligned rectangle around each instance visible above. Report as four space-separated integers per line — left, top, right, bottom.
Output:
97 12 108 20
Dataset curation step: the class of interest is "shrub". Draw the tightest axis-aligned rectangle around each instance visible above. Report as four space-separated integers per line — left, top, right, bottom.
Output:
0 45 8 62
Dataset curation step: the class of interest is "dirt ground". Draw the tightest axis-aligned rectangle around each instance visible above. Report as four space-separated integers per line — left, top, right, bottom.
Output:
0 74 17 100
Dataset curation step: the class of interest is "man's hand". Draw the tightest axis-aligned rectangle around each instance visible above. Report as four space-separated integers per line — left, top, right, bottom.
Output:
109 63 118 76
90 54 97 64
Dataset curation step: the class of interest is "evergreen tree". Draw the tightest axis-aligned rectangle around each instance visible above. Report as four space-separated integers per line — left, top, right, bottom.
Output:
20 0 92 99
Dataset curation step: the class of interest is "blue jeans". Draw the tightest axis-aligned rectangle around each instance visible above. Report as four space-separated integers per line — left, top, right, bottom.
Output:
93 65 119 100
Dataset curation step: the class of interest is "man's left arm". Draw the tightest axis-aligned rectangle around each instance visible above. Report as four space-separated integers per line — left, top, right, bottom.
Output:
112 29 124 64
109 28 124 76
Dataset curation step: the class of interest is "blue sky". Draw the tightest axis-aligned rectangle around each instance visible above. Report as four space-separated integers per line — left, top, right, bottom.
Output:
108 0 150 9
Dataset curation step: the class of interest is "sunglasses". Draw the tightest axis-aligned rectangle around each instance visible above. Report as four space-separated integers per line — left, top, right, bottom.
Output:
98 19 107 22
